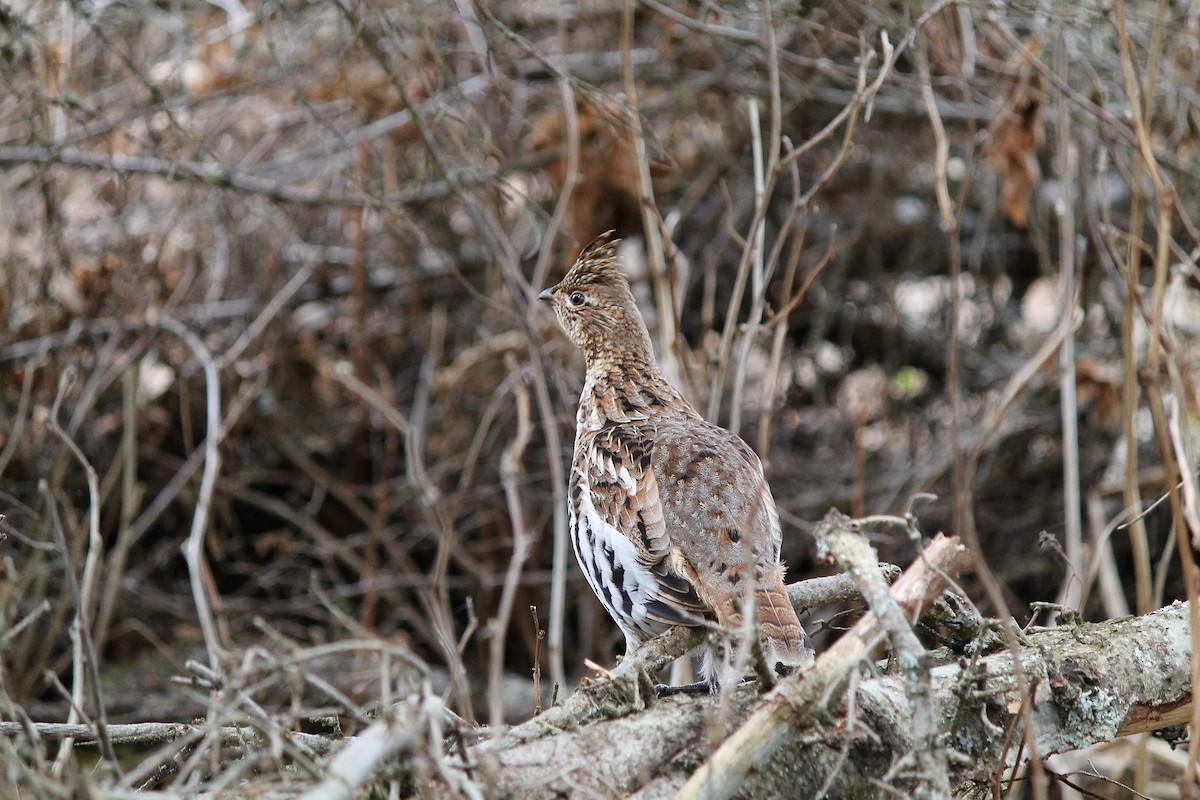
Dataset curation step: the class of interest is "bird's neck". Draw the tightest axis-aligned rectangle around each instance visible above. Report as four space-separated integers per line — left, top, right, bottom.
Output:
581 312 661 390
583 344 657 381
574 302 692 426
578 304 657 372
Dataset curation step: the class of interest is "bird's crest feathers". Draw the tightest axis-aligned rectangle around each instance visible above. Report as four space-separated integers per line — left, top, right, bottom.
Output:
563 230 623 287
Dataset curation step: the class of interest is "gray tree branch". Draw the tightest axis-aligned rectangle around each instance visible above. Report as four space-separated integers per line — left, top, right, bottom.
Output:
474 599 1193 799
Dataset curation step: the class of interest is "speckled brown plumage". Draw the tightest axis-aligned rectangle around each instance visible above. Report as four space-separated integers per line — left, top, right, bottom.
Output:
540 232 814 685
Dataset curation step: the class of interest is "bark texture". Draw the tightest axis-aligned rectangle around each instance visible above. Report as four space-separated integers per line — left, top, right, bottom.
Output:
469 602 1192 799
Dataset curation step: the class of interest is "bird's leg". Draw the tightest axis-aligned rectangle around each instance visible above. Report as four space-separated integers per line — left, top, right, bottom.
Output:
749 635 778 690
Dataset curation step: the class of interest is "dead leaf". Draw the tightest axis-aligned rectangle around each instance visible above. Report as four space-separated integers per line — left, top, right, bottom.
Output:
526 98 674 248
1074 355 1121 430
986 39 1046 229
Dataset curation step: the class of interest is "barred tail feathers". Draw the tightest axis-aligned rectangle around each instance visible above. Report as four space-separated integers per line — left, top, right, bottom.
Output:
701 566 815 681
755 579 815 674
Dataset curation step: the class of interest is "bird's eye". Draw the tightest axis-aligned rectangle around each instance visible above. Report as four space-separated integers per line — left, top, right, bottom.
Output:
569 292 585 306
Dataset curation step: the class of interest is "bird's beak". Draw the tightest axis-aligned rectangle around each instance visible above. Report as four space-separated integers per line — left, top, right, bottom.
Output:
537 288 555 303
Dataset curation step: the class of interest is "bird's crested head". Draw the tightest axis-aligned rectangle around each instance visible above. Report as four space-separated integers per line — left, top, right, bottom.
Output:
539 231 656 369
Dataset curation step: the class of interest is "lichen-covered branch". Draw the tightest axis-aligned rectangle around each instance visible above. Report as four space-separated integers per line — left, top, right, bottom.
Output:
469 601 1193 799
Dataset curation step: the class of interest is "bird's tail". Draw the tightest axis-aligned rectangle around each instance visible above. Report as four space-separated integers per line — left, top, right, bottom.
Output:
755 579 815 675
703 568 815 683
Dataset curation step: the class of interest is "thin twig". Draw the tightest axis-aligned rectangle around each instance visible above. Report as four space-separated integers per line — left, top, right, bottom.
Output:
489 359 535 731
1052 35 1084 613
622 0 683 390
529 7 584 693
45 369 118 769
160 316 227 672
1113 1 1200 791
0 144 551 210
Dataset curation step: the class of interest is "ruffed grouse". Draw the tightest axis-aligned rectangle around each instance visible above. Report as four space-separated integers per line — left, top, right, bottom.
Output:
539 232 814 688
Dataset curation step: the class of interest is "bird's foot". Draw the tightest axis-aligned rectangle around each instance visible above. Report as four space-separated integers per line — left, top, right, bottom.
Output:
654 679 718 697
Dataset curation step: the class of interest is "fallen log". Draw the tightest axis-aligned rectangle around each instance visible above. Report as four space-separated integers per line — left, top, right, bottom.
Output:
468 520 1192 798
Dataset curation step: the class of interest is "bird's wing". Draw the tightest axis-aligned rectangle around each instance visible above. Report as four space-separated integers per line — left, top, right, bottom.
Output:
647 419 787 597
575 422 707 625
730 436 782 563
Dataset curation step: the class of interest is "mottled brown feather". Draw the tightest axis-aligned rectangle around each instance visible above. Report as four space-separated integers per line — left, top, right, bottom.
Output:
543 233 814 681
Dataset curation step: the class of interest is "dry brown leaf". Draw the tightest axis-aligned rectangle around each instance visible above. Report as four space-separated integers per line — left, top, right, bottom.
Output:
68 252 118 316
923 5 966 77
986 38 1046 229
526 98 674 247
1074 355 1121 429
1170 12 1200 156
342 59 431 141
34 40 64 97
